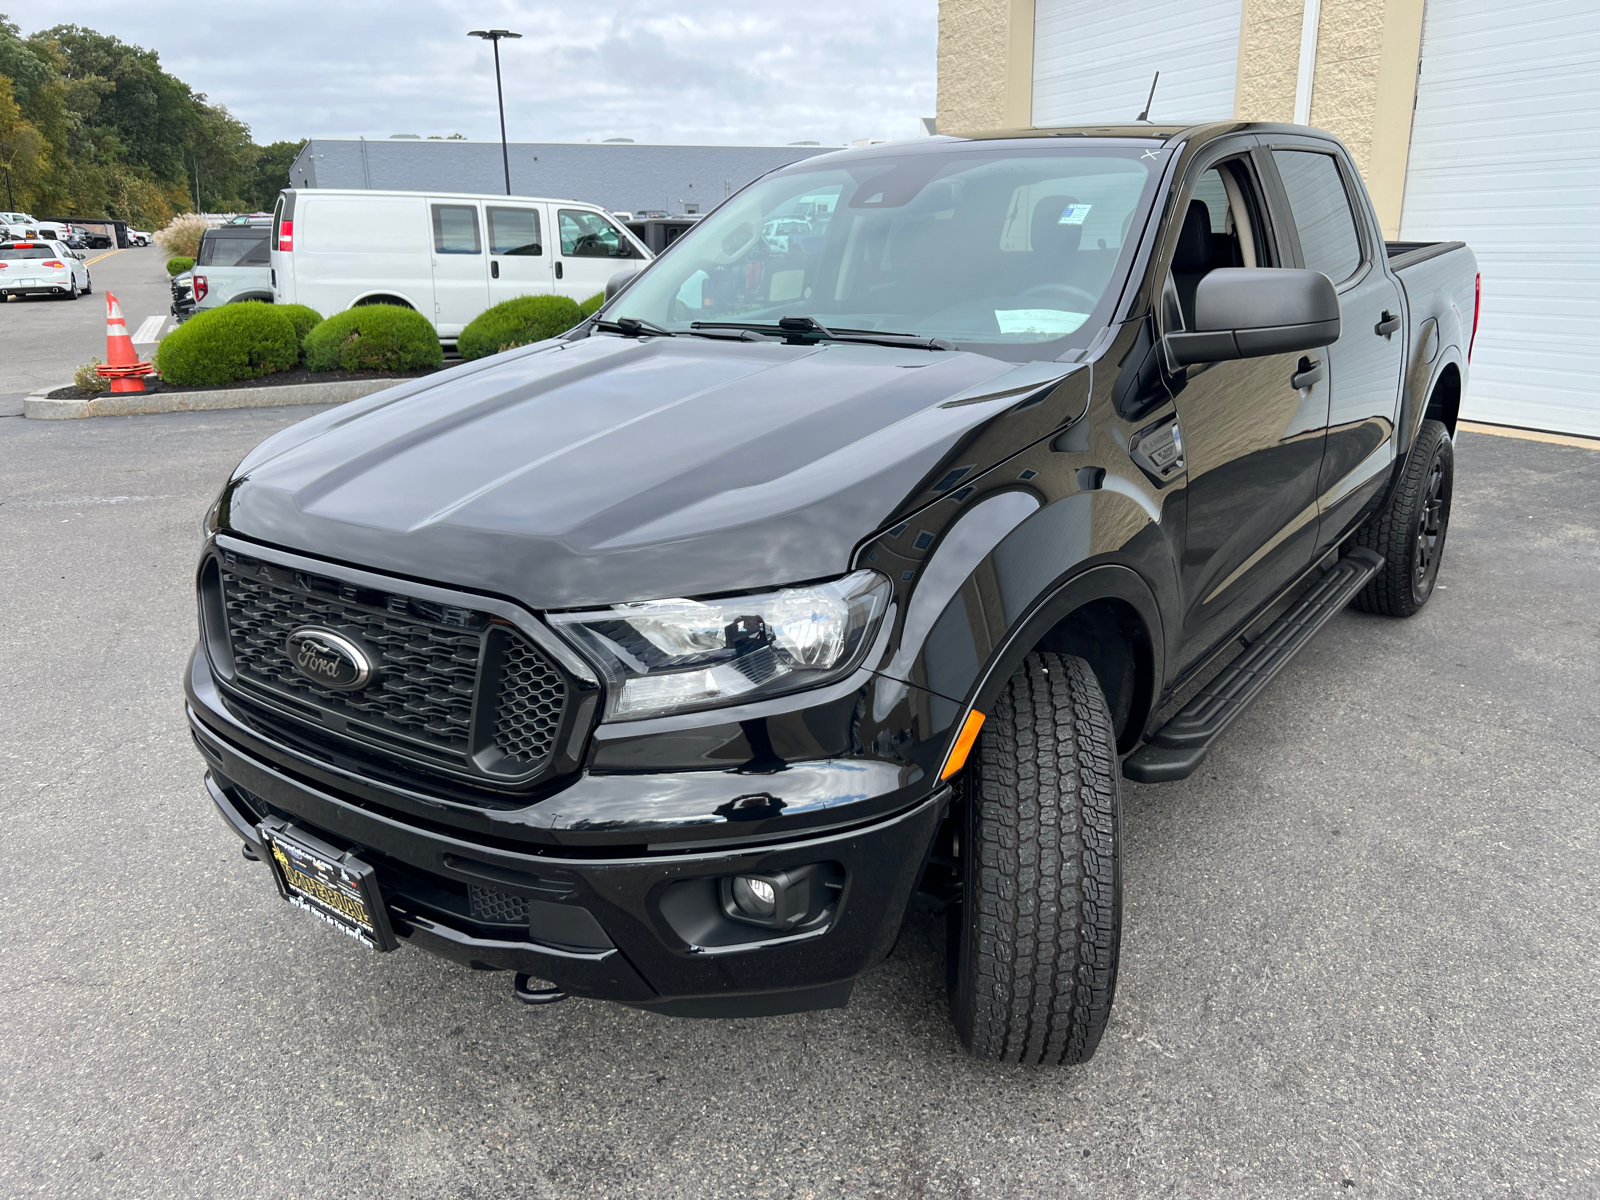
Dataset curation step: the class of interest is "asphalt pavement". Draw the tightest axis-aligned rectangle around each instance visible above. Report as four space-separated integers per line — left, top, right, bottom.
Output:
1 407 1596 1199
0 244 173 406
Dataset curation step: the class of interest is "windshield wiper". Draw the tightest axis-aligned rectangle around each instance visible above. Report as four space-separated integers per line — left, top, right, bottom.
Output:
595 316 676 338
691 316 956 351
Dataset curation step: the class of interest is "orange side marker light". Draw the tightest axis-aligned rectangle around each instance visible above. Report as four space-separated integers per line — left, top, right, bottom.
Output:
940 709 986 780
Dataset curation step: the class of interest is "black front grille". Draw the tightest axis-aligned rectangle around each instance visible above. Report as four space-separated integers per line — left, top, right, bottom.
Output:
469 885 529 925
211 552 569 783
224 570 480 748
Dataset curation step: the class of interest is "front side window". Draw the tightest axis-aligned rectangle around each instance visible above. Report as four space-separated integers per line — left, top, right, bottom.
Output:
1271 150 1361 283
488 207 542 256
606 144 1163 359
432 204 481 254
558 209 632 258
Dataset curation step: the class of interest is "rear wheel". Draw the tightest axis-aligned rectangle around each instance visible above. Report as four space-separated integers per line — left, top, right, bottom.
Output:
64 280 79 300
947 652 1122 1065
1352 418 1454 616
83 273 92 295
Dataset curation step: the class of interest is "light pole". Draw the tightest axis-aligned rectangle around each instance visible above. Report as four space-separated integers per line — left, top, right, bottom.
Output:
468 28 522 195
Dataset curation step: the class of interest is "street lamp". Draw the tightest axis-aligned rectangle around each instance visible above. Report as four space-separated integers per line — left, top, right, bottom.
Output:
468 28 522 195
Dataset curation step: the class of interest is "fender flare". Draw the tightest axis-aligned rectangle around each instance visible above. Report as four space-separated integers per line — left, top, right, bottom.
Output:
965 562 1167 754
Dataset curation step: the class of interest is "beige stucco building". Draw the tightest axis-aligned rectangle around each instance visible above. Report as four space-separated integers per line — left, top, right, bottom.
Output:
935 0 1600 437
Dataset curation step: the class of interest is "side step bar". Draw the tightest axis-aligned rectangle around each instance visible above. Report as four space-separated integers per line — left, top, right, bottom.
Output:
1123 547 1384 783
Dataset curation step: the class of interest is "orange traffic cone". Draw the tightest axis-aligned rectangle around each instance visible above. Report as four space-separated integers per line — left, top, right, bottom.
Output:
95 292 154 394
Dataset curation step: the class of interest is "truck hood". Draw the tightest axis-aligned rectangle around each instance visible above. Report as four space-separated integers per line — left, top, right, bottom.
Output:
225 335 1086 609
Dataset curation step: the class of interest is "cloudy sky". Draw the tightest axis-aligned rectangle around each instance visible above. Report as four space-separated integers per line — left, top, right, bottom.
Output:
25 0 938 146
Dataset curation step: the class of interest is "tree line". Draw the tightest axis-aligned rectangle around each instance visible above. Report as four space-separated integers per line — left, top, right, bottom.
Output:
0 15 299 227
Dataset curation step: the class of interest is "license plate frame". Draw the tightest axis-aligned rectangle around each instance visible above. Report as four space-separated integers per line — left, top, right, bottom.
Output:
259 818 398 951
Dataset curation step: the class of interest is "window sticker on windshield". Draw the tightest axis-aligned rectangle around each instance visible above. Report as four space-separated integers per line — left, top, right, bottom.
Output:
995 309 1089 337
1057 203 1093 225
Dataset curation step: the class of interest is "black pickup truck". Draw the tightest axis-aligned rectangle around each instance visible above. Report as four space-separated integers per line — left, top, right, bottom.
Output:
188 122 1478 1065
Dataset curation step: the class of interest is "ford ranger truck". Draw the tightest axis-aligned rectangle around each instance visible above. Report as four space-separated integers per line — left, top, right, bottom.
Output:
187 122 1478 1064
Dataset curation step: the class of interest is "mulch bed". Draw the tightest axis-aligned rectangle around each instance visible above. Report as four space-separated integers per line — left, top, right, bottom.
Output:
48 364 446 401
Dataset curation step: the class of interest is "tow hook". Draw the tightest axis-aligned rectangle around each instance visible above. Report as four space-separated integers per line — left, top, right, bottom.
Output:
513 973 568 1006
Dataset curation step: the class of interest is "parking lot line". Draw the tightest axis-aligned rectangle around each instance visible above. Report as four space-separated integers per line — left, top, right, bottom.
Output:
131 316 168 344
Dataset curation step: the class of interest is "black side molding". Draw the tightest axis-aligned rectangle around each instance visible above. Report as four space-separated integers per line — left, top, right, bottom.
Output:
1123 548 1384 783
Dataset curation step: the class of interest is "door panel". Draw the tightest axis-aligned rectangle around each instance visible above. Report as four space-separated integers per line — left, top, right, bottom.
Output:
486 205 553 305
552 207 641 302
1267 147 1405 546
1160 151 1330 672
430 202 488 336
1173 351 1329 667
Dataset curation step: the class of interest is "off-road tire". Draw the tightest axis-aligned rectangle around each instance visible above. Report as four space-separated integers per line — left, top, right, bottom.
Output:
1352 418 1454 616
948 652 1122 1065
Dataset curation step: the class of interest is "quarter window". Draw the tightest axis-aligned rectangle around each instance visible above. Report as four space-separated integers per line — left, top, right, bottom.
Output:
558 209 632 258
488 207 542 256
1271 151 1362 283
431 204 482 254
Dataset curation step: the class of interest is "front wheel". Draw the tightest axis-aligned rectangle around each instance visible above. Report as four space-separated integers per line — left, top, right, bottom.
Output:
1352 418 1454 616
947 652 1122 1065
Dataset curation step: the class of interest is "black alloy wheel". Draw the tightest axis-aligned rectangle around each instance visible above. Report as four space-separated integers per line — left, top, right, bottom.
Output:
1352 417 1455 617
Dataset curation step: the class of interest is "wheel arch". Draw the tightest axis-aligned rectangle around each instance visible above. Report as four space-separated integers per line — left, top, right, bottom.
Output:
351 292 416 309
1425 361 1463 436
968 564 1165 755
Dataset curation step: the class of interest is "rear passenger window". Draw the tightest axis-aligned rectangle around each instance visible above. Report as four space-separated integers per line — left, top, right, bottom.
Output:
1272 151 1362 283
432 205 481 254
488 207 541 256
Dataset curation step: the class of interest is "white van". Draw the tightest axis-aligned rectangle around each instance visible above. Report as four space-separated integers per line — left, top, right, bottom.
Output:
269 189 651 338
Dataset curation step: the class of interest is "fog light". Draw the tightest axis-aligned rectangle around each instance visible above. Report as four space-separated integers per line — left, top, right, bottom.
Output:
719 863 842 932
730 875 777 918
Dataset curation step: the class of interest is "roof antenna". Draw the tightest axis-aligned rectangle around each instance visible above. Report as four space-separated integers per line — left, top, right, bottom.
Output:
1136 71 1160 122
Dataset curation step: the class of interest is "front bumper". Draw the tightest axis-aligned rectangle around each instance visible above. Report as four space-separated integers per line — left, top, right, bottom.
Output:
188 653 946 1017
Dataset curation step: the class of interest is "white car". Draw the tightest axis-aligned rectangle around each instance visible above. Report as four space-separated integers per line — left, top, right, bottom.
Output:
129 230 151 246
270 188 652 339
0 239 93 300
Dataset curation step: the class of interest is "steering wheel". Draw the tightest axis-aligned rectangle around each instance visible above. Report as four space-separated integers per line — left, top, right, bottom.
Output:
1019 282 1100 310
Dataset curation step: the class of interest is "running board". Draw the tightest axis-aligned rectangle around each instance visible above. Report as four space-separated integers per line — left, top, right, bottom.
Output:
1123 547 1384 783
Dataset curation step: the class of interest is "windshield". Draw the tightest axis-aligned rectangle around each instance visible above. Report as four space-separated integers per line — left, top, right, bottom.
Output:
607 142 1164 359
197 233 270 267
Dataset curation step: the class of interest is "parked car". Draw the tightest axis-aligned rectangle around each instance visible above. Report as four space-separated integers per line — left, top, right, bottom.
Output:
189 121 1476 1064
0 240 93 299
269 189 652 339
1 210 40 239
171 224 272 320
129 229 152 247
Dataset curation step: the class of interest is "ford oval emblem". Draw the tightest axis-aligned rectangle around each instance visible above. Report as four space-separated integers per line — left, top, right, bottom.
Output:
284 628 374 690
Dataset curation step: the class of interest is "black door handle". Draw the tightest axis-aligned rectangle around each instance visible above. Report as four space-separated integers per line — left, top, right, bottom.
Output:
1375 310 1401 337
555 261 563 280
1291 356 1323 390
491 260 499 279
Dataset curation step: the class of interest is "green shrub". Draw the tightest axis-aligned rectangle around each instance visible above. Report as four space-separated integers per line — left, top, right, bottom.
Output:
154 304 298 387
273 303 323 348
579 291 605 318
73 357 111 393
166 255 194 276
302 304 443 372
457 294 584 360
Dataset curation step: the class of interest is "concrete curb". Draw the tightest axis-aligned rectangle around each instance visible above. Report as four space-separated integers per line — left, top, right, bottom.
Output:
24 376 408 419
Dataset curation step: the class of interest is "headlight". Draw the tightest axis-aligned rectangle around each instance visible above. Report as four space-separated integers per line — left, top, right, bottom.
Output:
550 570 892 720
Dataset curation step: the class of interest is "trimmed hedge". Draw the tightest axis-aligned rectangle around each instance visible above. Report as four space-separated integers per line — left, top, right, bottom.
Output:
579 291 605 318
457 294 584 361
155 304 298 387
273 303 323 349
302 303 443 372
166 256 194 276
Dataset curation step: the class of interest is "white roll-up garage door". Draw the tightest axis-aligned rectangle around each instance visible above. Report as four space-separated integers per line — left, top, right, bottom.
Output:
1032 0 1244 127
1400 0 1600 436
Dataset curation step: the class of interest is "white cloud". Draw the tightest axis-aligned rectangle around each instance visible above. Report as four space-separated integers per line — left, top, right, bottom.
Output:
24 0 936 145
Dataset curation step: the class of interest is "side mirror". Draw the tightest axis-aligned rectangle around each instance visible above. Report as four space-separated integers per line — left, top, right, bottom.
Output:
1166 268 1340 366
604 269 640 302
